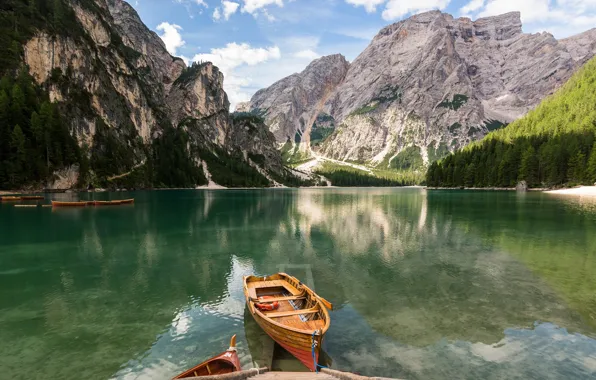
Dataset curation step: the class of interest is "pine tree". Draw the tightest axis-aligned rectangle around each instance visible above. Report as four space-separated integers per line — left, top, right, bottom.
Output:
567 151 586 185
10 125 27 186
519 146 539 187
465 163 476 187
587 143 596 185
10 83 26 129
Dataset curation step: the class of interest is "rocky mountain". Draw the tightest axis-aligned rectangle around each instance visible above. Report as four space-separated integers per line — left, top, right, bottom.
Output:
249 54 349 147
246 11 596 170
1 0 306 189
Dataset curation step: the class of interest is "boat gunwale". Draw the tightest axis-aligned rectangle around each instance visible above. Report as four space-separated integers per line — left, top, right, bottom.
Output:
171 350 239 379
243 273 331 336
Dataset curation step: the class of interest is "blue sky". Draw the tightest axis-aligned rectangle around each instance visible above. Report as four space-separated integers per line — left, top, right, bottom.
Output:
129 0 596 108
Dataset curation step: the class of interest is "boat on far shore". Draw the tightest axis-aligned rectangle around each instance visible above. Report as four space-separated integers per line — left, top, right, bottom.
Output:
52 199 135 207
172 335 241 379
51 200 89 207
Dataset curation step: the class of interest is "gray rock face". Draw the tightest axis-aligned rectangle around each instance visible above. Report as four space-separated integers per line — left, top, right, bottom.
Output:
248 54 350 146
560 28 596 63
248 11 596 167
21 0 289 182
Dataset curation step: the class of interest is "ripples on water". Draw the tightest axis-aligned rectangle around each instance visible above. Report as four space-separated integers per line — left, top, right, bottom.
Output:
0 189 595 379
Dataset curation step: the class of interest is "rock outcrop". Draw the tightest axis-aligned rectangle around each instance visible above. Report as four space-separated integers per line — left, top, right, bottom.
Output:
19 0 297 186
246 11 596 168
249 54 349 147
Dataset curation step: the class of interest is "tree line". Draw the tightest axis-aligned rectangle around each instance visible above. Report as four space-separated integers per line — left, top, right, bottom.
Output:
427 57 596 188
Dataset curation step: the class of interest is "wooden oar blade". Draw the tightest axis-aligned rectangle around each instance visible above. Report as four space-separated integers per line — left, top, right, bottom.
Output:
319 296 333 311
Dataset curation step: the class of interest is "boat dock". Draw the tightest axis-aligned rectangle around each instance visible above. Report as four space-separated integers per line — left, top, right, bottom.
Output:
182 367 401 379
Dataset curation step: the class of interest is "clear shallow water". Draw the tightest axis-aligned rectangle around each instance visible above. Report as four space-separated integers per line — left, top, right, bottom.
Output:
0 189 595 379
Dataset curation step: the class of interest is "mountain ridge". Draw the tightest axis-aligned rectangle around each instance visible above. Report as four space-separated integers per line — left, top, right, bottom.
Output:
0 0 311 189
245 10 596 171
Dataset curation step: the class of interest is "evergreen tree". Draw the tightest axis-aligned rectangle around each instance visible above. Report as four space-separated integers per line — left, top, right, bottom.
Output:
9 125 27 186
10 83 26 129
464 163 476 187
587 143 596 184
519 146 539 187
567 151 586 185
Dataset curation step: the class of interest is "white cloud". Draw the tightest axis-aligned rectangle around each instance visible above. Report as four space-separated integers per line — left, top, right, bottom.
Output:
345 0 386 13
194 0 208 6
241 0 284 14
213 7 221 20
192 43 282 108
294 49 320 60
382 0 451 20
156 22 185 55
222 1 240 20
460 0 485 14
460 0 596 37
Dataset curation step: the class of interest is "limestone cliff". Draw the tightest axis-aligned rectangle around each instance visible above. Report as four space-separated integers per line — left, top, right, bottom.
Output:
249 54 350 147
247 11 596 169
18 0 297 187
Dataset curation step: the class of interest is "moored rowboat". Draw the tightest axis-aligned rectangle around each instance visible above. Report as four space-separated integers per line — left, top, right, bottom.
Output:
1 196 22 202
172 335 241 379
243 273 332 372
90 199 135 206
21 196 44 200
51 200 88 207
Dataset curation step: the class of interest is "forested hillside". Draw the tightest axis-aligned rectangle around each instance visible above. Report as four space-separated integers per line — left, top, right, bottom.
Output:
426 58 596 188
0 0 310 190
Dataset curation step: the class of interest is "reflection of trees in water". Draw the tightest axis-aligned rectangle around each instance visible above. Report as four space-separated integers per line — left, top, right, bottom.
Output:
3 189 595 380
427 191 596 331
284 189 590 346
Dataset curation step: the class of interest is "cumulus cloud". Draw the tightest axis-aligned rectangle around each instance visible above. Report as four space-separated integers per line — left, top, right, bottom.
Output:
213 8 221 20
382 0 451 20
294 49 321 60
222 1 240 20
459 0 596 37
241 0 284 13
344 0 386 13
192 43 282 108
459 0 485 14
156 22 185 55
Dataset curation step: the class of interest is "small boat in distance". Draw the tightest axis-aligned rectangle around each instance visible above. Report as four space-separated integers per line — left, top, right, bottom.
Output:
52 199 135 207
90 199 135 206
243 273 332 372
172 335 241 379
21 196 44 200
1 195 44 201
51 200 89 207
1 196 22 202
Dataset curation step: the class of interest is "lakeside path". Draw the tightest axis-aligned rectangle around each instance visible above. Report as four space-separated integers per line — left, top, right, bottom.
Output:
545 186 596 196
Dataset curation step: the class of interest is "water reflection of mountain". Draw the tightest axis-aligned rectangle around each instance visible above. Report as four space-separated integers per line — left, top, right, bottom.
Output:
426 190 596 331
278 189 590 346
2 189 595 380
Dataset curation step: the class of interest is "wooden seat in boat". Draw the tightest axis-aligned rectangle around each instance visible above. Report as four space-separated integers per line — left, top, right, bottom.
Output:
264 308 320 318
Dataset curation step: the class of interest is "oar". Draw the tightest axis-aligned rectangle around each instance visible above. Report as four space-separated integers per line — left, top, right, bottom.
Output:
317 295 333 311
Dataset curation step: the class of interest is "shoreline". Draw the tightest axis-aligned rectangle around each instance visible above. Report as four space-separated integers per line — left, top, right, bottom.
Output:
544 186 596 196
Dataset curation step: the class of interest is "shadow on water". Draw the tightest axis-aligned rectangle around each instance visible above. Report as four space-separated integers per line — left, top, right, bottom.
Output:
0 189 595 379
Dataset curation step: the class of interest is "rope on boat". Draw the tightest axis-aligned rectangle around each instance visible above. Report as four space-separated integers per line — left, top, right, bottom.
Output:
311 330 328 373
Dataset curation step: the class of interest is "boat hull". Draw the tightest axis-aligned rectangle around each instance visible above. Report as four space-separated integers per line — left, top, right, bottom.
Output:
172 336 241 379
243 273 329 372
252 312 320 371
51 201 88 207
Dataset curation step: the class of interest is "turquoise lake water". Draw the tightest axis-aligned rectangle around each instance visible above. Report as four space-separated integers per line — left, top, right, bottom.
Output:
1 188 595 379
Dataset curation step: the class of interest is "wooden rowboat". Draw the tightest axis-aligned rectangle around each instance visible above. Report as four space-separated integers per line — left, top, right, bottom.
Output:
172 335 241 379
51 200 88 207
1 196 22 202
243 273 332 372
21 196 44 200
90 199 134 206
